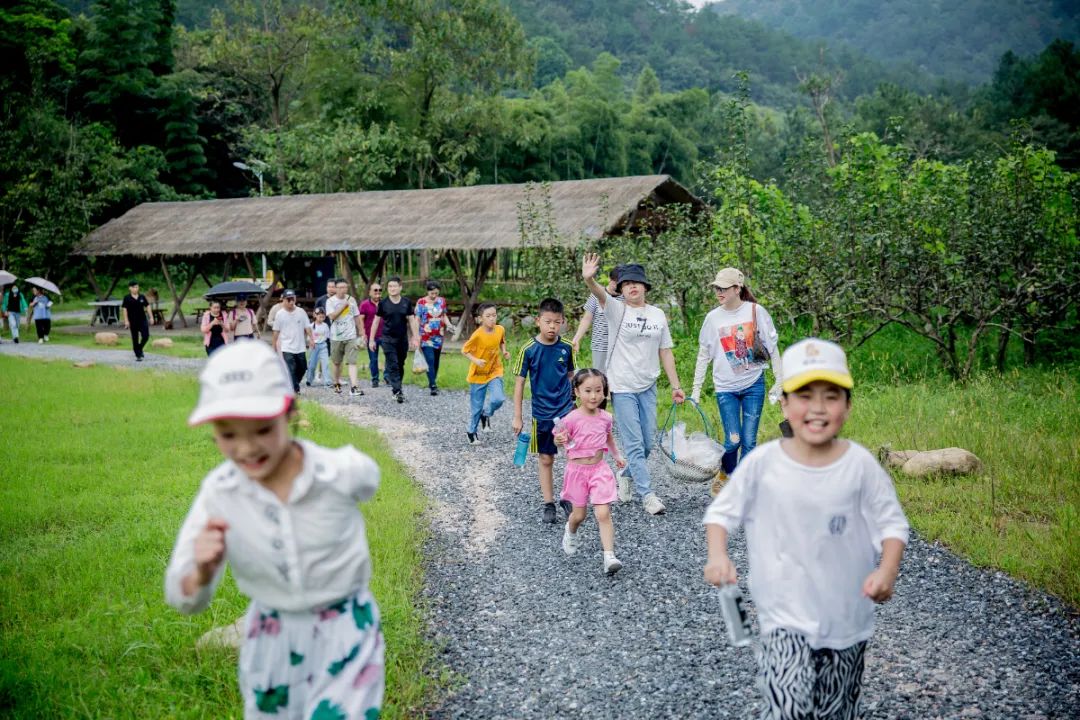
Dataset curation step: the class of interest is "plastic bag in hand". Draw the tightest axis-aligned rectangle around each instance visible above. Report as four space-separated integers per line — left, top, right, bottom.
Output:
412 351 429 374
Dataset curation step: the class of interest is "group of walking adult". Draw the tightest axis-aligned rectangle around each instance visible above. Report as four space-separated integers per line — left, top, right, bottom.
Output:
576 254 780 513
1 284 57 345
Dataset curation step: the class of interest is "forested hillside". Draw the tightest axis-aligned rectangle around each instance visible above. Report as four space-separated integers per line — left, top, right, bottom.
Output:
4 0 1078 292
716 0 1080 85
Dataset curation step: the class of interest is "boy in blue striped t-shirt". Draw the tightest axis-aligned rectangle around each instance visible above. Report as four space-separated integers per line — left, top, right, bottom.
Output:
512 298 576 524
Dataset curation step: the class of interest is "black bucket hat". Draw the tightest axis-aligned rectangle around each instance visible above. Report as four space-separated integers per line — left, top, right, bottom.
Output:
616 263 651 292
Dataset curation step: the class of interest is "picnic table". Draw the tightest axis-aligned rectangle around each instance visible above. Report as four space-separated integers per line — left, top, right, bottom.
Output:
88 300 121 326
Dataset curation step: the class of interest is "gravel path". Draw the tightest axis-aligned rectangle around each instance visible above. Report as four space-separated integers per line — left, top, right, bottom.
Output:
6 344 1078 717
318 385 1079 720
0 339 205 372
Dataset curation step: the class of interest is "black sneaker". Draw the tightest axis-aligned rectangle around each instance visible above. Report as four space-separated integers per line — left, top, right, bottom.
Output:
480 415 490 431
349 386 364 397
136 356 143 362
542 502 557 524
305 380 311 387
430 387 439 396
559 499 573 521
395 392 404 404
334 383 343 394
466 432 478 445
371 380 379 388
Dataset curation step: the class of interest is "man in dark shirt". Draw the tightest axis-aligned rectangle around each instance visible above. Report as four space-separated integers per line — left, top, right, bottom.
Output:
121 280 150 361
368 275 419 403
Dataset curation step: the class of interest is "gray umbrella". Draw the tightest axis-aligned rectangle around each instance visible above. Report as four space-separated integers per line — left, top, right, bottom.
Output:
25 276 61 295
205 280 267 299
0 270 15 286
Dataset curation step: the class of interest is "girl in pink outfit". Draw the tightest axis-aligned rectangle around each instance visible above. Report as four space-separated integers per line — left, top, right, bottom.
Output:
554 368 626 575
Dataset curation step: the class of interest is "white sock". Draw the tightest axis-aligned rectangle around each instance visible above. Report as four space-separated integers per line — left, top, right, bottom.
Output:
603 550 617 559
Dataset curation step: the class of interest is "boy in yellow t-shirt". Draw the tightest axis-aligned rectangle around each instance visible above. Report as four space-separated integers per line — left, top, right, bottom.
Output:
462 303 511 445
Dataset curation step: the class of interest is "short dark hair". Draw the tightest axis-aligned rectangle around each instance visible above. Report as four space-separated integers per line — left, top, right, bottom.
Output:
387 275 402 285
425 280 440 291
128 280 139 287
538 297 564 316
332 277 346 285
475 302 497 317
608 266 621 282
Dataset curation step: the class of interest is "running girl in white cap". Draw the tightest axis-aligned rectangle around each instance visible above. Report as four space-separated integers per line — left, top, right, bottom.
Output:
165 341 384 719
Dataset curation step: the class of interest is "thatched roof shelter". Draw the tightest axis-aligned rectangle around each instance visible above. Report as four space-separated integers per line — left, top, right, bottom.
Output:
72 175 701 330
75 175 700 256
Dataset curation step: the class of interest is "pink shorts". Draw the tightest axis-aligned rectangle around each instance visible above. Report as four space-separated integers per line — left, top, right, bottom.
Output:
560 461 618 507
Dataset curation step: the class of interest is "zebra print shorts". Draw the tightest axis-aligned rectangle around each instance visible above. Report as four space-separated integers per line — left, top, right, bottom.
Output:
756 628 867 720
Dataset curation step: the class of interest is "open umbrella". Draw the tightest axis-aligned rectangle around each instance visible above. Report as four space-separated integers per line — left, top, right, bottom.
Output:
205 280 267 299
0 270 15 286
25 277 61 295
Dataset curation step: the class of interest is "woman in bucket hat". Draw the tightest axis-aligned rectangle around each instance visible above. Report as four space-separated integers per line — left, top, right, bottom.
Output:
691 267 783 495
582 253 685 516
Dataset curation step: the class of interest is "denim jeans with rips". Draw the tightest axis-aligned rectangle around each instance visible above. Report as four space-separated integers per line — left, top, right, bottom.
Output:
716 373 766 474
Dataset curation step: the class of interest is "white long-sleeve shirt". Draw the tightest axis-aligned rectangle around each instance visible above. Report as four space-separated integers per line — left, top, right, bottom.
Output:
704 439 909 649
692 302 781 397
165 440 379 614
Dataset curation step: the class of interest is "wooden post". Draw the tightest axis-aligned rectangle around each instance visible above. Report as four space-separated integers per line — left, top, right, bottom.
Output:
160 257 183 327
419 249 430 280
222 256 232 282
339 251 359 299
446 248 498 339
242 253 257 279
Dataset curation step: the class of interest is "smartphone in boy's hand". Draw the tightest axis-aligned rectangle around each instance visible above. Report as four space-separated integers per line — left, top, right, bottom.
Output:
779 419 793 438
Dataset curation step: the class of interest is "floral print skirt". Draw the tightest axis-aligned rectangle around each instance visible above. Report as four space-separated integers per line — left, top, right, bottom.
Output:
239 588 384 720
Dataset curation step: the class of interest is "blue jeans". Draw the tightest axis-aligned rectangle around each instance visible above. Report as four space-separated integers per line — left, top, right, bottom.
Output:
716 374 766 474
6 313 21 340
611 383 658 498
306 342 331 386
468 377 506 433
421 345 442 389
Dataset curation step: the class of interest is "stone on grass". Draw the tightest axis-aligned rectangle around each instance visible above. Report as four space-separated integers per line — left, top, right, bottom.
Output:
499 317 514 330
196 617 246 650
151 337 173 348
73 360 95 368
901 447 982 477
520 315 535 328
297 418 312 429
881 446 983 477
94 332 119 346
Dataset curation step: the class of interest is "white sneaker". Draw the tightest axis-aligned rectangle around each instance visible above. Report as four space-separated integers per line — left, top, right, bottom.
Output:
603 552 623 575
642 493 666 515
38 339 44 344
617 468 632 502
44 335 49 342
562 525 578 555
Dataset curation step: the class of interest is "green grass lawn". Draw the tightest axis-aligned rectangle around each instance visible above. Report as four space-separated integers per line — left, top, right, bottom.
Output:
0 357 440 718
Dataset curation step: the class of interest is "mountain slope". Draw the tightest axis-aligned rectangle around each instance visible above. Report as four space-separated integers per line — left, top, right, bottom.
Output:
714 0 1080 85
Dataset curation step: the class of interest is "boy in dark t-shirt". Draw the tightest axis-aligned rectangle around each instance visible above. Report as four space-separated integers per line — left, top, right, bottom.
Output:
512 297 576 523
121 280 151 361
369 276 418 403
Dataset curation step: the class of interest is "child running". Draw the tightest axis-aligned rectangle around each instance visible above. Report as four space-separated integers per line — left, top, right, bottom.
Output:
703 338 908 719
165 341 384 719
462 302 510 444
554 368 626 575
512 297 576 524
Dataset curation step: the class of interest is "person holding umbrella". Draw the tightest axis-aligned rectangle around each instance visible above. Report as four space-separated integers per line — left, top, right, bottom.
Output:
2 284 27 343
122 280 151 361
28 285 53 343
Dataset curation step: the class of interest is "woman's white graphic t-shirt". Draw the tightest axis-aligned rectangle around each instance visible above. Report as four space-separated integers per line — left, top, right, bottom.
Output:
698 302 778 392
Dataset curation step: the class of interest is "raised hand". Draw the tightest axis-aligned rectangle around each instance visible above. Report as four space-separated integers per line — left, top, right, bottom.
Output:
582 252 601 281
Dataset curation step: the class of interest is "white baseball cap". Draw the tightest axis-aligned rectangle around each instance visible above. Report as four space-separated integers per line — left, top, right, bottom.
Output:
780 338 854 393
188 341 295 426
709 267 745 288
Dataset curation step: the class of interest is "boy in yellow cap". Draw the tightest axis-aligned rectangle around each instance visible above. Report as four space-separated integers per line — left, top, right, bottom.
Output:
703 338 909 719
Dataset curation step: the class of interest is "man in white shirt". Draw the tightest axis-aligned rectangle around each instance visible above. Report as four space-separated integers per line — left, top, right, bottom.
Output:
272 290 314 392
582 253 685 515
326 278 366 397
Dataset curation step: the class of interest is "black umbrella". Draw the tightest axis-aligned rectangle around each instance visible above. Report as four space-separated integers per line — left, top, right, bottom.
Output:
204 280 267 299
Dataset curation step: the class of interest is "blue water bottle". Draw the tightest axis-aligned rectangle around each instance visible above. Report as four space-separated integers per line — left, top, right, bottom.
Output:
513 432 530 467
